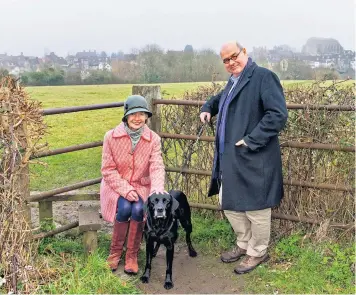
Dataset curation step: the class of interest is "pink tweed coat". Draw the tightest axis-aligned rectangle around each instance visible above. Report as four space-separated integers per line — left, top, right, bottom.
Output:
100 123 165 223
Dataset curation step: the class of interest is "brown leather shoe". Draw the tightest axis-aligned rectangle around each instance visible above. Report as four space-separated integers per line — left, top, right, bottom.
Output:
220 246 247 263
234 253 270 274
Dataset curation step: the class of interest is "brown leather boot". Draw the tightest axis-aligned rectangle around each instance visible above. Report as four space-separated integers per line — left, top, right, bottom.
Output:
220 246 247 263
124 219 144 275
107 220 129 271
234 253 270 274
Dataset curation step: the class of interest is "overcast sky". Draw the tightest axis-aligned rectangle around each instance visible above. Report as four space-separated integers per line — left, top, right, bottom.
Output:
1 0 355 57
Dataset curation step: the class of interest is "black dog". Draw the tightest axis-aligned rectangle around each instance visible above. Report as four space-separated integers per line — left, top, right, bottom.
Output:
140 190 197 290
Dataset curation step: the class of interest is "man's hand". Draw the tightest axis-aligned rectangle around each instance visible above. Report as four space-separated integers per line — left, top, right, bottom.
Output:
235 139 248 147
200 112 211 123
126 190 139 202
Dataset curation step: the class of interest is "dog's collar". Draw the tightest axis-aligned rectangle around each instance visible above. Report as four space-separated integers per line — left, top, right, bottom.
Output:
146 213 175 239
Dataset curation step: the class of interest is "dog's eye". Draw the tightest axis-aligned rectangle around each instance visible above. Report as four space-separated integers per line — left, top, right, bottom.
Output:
154 198 159 203
162 198 167 203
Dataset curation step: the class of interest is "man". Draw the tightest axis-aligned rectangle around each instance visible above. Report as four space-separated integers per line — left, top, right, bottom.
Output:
200 41 288 274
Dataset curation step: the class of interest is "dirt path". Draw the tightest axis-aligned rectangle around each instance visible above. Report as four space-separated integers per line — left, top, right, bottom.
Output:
135 244 244 294
31 201 245 294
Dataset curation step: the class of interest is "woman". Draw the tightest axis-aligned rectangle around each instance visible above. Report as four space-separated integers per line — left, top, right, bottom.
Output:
100 94 165 275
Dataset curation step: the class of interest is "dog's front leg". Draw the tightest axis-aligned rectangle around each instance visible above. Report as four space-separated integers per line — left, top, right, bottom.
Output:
152 241 161 257
164 244 174 290
140 237 154 284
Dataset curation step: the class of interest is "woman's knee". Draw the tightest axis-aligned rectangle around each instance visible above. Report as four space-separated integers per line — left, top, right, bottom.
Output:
131 198 144 221
116 197 132 222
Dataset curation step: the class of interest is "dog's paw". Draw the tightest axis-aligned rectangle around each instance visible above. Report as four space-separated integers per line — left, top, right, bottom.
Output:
140 275 149 284
189 248 198 257
164 281 174 290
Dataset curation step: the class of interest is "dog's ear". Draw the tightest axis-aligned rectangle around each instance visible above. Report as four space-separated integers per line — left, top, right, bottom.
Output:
171 194 179 214
143 200 148 213
143 198 150 213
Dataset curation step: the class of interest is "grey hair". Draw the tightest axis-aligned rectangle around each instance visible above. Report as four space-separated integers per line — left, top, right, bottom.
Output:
236 42 243 50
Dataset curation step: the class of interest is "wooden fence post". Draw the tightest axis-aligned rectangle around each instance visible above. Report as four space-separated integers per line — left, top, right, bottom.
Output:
39 201 53 226
17 122 32 227
78 203 101 255
132 85 162 132
18 164 32 226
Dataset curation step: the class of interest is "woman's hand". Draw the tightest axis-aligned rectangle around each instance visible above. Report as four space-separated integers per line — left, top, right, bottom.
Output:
150 190 168 196
126 190 139 202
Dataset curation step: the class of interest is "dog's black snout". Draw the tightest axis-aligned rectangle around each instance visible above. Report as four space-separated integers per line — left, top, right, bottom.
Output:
157 208 164 213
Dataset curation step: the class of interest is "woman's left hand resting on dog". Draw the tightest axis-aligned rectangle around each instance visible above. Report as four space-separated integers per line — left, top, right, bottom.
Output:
150 190 168 195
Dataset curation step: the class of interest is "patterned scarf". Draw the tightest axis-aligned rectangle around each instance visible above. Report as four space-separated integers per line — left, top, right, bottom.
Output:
124 123 144 152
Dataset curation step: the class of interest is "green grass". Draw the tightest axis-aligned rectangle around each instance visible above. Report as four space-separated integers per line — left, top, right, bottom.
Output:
187 211 236 253
244 234 355 294
36 234 138 294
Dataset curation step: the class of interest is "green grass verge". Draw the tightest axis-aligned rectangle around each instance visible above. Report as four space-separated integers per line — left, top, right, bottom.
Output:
36 234 139 294
244 233 355 294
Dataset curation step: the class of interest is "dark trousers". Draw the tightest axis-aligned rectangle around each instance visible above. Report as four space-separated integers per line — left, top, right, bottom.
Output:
116 196 144 222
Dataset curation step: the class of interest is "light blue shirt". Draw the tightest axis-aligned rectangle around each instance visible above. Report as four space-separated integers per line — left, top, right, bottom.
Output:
228 75 240 95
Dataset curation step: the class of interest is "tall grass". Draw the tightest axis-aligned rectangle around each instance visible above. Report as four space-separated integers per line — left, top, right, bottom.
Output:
37 235 139 294
244 234 355 294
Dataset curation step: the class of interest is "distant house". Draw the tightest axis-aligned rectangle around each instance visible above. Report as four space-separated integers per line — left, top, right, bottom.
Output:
302 37 344 56
306 60 321 69
80 70 90 80
44 52 67 67
69 50 111 71
9 66 22 76
76 50 97 59
0 52 41 75
98 62 112 71
89 63 99 70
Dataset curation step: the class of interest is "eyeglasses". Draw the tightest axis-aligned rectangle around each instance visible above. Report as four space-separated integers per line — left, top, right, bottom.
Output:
222 49 243 64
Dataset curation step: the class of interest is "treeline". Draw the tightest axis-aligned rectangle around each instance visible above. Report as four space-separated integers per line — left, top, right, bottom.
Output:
0 67 125 86
268 60 344 80
16 45 229 86
1 44 349 86
113 45 228 83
